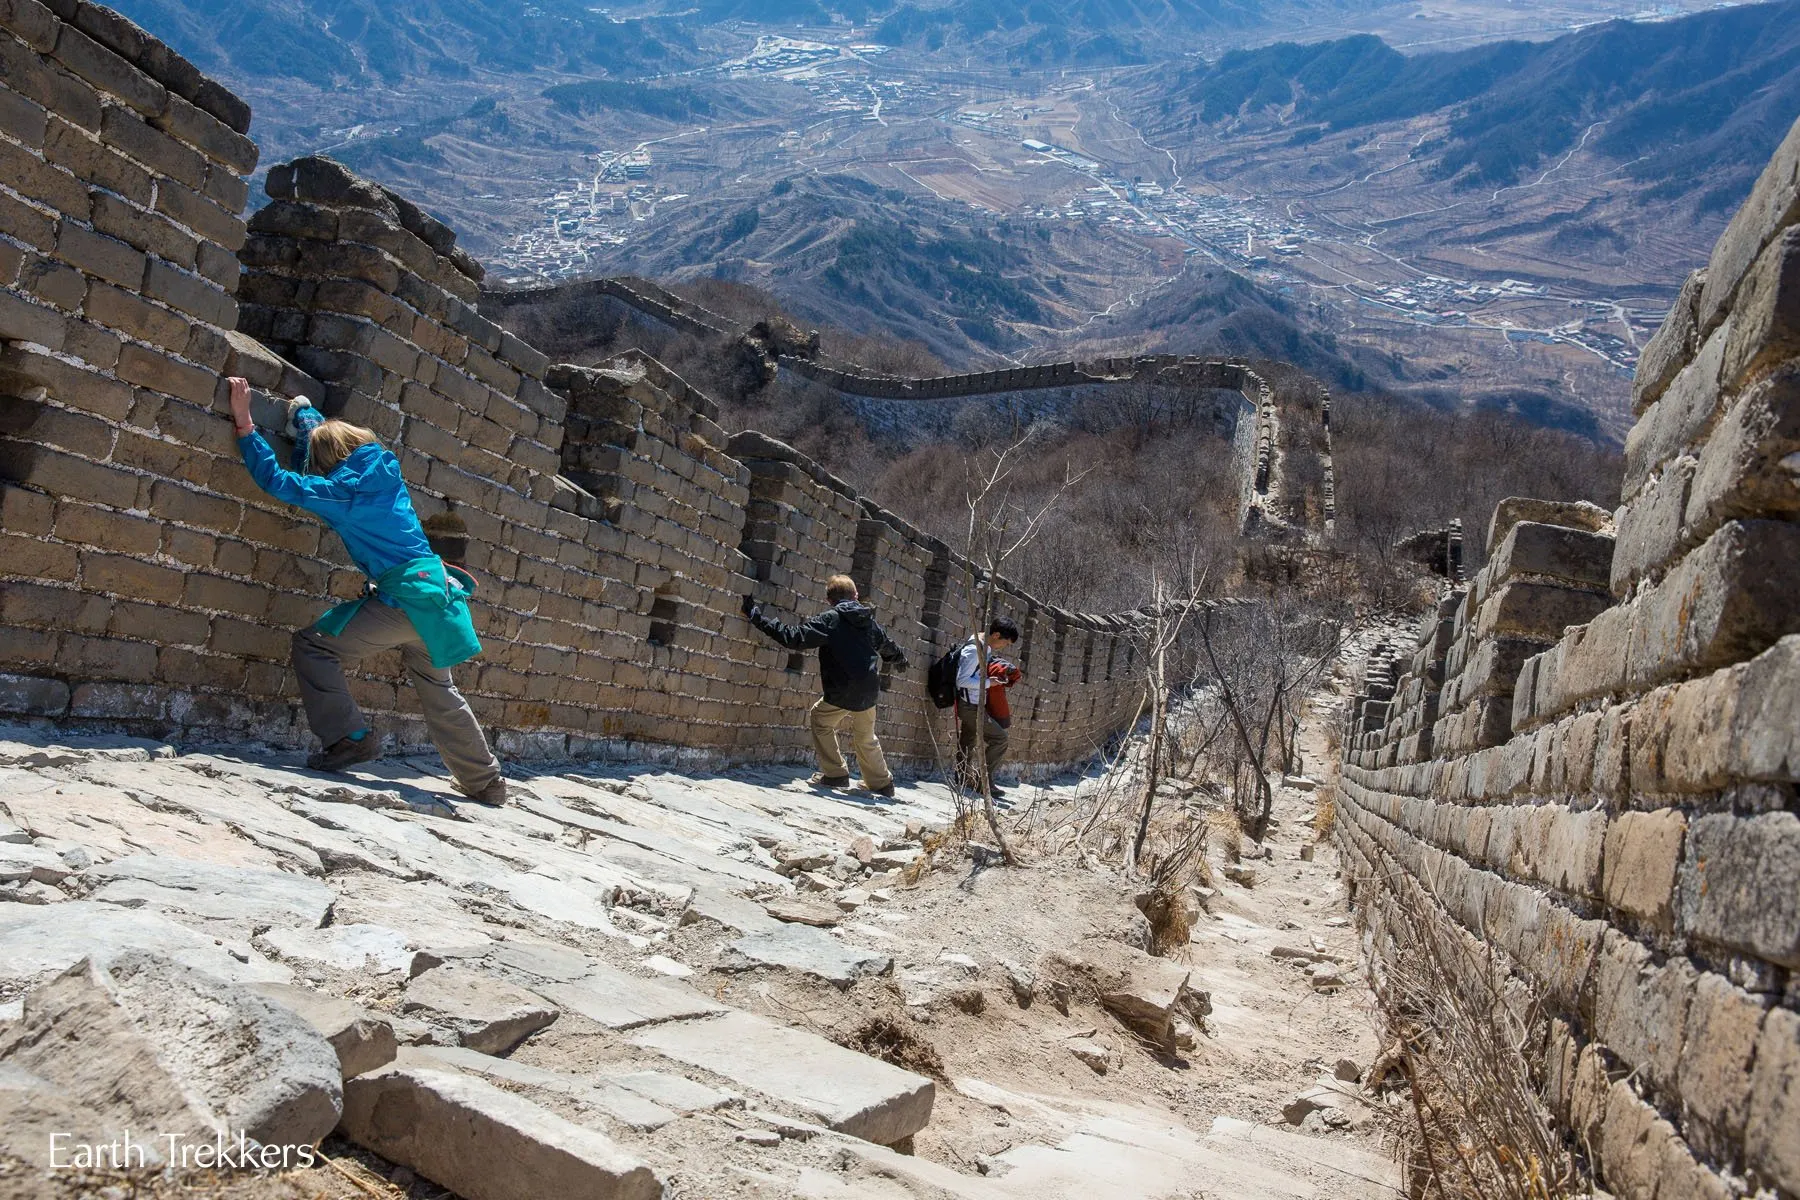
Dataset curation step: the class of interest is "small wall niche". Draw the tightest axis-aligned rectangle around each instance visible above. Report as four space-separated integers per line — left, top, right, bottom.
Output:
647 585 681 647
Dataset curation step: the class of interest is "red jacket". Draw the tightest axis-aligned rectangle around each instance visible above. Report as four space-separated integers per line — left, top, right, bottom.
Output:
981 659 1022 723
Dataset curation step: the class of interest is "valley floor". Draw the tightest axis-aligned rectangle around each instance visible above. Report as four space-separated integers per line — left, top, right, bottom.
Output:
0 666 1402 1200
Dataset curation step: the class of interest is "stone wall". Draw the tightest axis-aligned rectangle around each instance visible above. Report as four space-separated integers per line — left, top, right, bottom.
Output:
485 275 1273 508
0 1 1147 774
1336 118 1800 1198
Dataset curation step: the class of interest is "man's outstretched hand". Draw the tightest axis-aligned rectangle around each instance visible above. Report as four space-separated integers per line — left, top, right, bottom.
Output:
226 376 253 436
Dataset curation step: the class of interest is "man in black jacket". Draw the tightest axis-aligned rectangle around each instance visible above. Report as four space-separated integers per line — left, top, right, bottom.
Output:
743 574 910 797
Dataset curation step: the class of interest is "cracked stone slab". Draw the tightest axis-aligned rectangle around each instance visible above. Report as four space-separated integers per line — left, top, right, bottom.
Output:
0 843 75 885
721 923 893 988
0 951 341 1163
251 982 398 1080
628 1010 934 1144
404 1045 679 1131
82 854 336 929
340 1063 663 1200
0 901 290 987
402 965 559 1054
533 960 725 1030
681 886 781 934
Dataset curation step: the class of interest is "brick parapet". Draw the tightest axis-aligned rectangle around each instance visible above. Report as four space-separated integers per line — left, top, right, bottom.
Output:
1336 115 1800 1198
0 9 1147 774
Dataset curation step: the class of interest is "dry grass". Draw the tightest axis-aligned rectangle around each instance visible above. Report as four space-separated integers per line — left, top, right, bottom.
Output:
1206 807 1243 864
840 1015 947 1079
1312 791 1337 841
1364 864 1591 1200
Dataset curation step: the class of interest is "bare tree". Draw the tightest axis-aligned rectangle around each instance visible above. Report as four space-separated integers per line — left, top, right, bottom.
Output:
1193 597 1343 842
957 428 1090 865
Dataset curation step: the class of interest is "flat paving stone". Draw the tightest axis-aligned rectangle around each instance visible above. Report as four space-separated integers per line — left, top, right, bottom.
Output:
82 854 336 929
261 923 420 975
628 1009 934 1145
534 961 724 1030
721 923 893 988
682 886 781 934
607 1070 736 1113
406 1046 679 1130
0 901 290 986
340 1063 663 1200
402 966 558 1055
503 873 623 933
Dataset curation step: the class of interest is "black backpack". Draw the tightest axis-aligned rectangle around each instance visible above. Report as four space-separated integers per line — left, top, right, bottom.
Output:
926 644 962 709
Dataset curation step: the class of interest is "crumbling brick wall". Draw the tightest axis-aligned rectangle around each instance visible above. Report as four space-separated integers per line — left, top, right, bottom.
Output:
0 1 1149 774
1336 118 1800 1198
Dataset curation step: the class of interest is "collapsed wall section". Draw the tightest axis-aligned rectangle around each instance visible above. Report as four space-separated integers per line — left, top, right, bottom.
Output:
0 0 1150 773
1337 118 1800 1199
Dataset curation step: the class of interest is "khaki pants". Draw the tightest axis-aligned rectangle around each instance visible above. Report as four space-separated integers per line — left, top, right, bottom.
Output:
809 699 893 790
957 700 1009 784
291 599 501 793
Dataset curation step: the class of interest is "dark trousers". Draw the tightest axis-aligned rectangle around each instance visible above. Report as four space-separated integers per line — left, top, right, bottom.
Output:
956 700 1009 783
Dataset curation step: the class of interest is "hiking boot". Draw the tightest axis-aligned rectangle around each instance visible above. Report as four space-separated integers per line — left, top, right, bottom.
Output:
808 773 851 789
456 777 508 807
859 782 896 798
306 735 380 773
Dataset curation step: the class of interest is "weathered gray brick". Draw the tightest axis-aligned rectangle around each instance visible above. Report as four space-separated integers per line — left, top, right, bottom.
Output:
1610 455 1694 594
1684 365 1800 536
1601 808 1684 930
1590 929 1694 1093
1677 971 1767 1161
1678 811 1800 966
50 22 166 117
1624 316 1729 501
1634 268 1704 414
1747 1005 1800 1195
1626 519 1800 688
1699 114 1800 336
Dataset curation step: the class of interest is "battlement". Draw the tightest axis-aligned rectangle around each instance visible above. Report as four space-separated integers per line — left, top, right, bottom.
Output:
0 7 1146 772
483 275 1279 509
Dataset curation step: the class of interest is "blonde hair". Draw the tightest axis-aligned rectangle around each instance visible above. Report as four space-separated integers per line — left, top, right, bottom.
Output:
307 419 380 475
826 574 858 603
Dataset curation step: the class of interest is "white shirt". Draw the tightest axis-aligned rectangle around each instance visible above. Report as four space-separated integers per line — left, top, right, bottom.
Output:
954 637 985 703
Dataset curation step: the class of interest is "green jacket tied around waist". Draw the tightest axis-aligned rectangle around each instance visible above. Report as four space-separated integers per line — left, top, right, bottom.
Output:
314 555 484 670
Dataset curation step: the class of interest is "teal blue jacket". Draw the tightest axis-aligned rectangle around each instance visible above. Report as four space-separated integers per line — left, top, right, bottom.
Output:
315 556 484 670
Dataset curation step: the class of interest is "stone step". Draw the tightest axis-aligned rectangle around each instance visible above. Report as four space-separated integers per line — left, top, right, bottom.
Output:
250 983 397 1080
720 922 893 988
81 854 336 929
534 961 725 1030
401 965 559 1055
340 1062 663 1200
628 1009 934 1145
404 1045 680 1131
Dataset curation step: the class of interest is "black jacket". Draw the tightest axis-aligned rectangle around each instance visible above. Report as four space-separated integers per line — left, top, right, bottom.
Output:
751 600 908 712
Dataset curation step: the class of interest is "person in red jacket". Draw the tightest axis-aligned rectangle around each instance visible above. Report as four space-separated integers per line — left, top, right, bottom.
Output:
954 616 1023 796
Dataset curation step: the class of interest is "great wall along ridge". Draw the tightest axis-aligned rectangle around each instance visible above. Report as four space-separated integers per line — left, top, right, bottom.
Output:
0 1 1797 1195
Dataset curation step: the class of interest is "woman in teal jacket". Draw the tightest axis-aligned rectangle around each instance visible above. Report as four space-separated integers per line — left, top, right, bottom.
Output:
227 376 505 805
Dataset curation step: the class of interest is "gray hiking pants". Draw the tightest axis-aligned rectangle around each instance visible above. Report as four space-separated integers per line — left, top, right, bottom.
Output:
291 600 500 792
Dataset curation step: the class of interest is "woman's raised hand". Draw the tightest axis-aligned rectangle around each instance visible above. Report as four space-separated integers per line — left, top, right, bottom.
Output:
227 376 253 436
